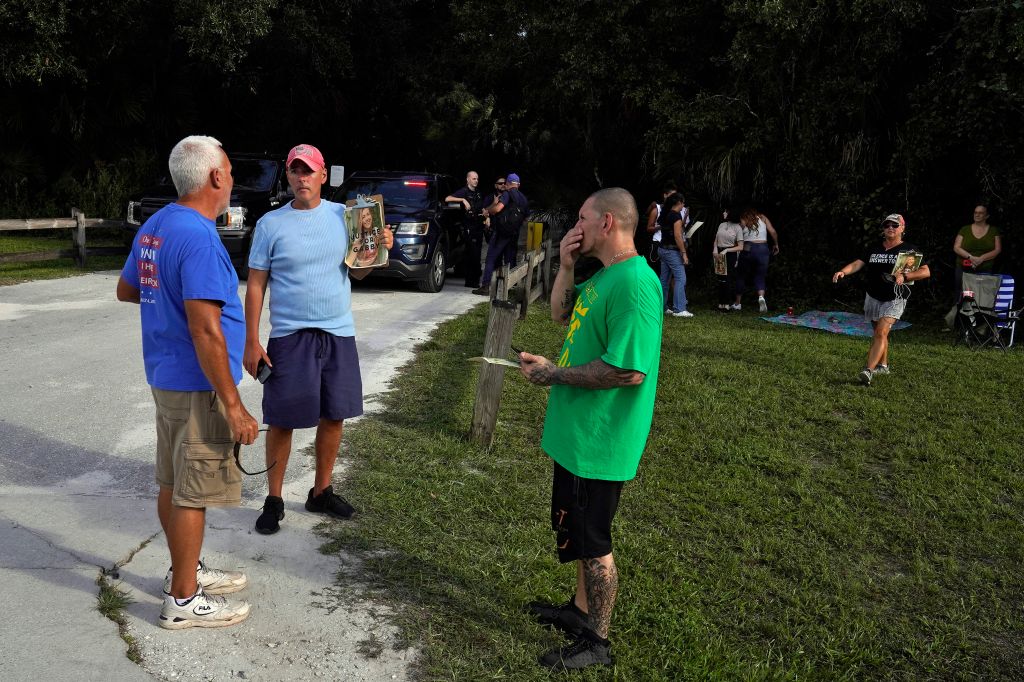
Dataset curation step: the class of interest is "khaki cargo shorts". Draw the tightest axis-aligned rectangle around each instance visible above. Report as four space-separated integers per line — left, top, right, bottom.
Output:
152 388 241 508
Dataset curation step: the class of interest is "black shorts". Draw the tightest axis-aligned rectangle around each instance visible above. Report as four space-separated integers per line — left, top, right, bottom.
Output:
550 460 624 563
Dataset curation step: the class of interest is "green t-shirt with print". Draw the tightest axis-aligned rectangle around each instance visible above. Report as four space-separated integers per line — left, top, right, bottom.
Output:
541 256 663 481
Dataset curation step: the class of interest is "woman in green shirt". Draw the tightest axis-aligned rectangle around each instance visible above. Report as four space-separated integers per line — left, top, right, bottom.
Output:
953 204 1001 291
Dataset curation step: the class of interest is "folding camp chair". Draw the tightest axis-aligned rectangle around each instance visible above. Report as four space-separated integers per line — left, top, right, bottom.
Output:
993 274 1017 348
953 273 1007 351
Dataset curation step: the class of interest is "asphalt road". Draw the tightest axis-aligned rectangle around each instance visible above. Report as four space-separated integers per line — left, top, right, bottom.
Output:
0 270 485 680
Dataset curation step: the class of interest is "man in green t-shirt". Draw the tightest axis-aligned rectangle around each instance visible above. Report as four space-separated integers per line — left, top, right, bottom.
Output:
519 187 663 671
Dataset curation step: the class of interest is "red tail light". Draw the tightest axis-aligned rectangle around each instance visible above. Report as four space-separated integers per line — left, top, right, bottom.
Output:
403 181 428 187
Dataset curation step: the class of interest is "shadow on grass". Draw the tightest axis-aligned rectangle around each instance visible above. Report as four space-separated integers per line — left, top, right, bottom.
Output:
384 311 480 432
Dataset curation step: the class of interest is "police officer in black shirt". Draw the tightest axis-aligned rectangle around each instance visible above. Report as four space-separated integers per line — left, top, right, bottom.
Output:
445 171 485 287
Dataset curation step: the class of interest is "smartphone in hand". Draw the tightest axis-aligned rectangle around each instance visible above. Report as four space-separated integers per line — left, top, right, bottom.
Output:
256 359 272 384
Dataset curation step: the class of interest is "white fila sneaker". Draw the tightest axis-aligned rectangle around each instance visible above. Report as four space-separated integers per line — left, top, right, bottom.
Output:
159 586 250 630
162 559 247 596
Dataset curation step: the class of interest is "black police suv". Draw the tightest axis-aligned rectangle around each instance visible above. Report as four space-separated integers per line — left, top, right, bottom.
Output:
331 171 464 292
123 153 289 278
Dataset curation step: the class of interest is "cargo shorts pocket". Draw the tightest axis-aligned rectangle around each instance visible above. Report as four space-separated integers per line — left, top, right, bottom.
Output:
178 439 241 502
152 388 190 424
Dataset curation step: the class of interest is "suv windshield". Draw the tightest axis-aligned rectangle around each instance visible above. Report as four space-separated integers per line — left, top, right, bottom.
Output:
339 178 433 209
232 159 278 192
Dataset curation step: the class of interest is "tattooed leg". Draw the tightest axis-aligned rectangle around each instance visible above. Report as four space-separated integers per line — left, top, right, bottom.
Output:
581 554 618 639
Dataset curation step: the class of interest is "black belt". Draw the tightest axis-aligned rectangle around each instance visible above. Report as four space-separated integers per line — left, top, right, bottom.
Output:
659 244 679 251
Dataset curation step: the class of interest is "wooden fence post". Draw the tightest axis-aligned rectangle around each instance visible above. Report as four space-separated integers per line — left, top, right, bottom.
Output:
520 250 539 320
495 263 510 301
71 208 87 266
470 298 519 446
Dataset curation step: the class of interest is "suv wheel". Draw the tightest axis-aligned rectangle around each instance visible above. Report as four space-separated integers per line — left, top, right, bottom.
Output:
418 244 446 292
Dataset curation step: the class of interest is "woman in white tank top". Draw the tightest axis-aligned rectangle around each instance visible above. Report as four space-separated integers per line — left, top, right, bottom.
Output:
733 208 779 312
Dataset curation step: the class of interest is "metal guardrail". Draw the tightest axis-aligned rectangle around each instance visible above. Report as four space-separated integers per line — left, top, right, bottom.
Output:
0 208 127 266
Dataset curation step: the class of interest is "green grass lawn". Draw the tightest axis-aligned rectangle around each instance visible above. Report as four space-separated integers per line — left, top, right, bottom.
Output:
0 230 126 285
329 301 1024 680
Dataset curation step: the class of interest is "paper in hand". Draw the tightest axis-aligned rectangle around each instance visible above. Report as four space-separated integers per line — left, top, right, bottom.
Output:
469 357 521 368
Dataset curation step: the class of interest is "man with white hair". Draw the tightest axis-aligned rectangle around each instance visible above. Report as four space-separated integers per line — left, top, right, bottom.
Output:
118 135 259 629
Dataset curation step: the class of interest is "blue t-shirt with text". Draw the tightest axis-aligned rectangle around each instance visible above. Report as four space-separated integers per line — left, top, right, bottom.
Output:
121 203 245 390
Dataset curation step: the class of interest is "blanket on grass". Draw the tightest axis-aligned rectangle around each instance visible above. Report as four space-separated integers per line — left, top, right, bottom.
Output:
761 310 911 337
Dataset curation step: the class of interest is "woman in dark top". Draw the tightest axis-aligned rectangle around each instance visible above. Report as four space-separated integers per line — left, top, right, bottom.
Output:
832 213 930 385
952 204 1001 291
656 192 692 317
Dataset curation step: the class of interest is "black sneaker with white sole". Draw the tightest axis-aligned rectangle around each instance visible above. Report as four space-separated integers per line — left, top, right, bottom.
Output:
526 596 589 636
305 485 355 519
538 632 613 671
255 495 285 534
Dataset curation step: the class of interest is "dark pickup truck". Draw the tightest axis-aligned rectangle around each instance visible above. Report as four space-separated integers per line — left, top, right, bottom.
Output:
123 153 289 278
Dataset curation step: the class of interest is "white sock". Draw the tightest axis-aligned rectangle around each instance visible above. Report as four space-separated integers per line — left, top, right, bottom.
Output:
173 593 197 606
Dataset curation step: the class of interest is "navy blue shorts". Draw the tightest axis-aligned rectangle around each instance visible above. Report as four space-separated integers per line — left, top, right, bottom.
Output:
263 329 364 429
550 460 624 563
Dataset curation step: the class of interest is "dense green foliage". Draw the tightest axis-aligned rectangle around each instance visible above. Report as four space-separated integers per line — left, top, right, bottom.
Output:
3 1 1022 303
331 302 1024 679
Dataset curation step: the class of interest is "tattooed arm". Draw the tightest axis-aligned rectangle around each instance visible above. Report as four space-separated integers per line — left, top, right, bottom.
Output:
519 353 645 389
551 267 576 325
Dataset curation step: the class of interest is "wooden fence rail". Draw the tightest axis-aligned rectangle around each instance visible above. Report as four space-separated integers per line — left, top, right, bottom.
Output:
469 237 556 446
0 208 127 266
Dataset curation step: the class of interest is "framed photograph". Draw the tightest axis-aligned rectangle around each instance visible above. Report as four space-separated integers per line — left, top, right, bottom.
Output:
891 251 924 283
344 194 389 269
713 252 728 276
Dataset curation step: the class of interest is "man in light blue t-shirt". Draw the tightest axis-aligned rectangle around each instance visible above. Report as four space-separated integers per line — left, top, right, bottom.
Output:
243 143 393 535
118 135 258 630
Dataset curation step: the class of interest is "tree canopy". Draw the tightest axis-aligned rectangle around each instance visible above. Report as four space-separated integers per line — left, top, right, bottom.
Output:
2 0 1021 296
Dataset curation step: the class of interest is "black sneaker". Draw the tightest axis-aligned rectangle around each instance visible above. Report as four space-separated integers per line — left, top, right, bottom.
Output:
526 596 589 636
538 633 613 671
471 286 489 296
255 495 285 535
305 485 355 519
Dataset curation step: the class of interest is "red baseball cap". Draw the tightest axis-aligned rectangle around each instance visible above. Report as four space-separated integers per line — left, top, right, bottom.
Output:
286 144 325 172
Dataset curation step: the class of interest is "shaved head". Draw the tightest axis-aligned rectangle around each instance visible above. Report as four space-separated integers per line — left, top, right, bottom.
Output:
588 187 638 235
